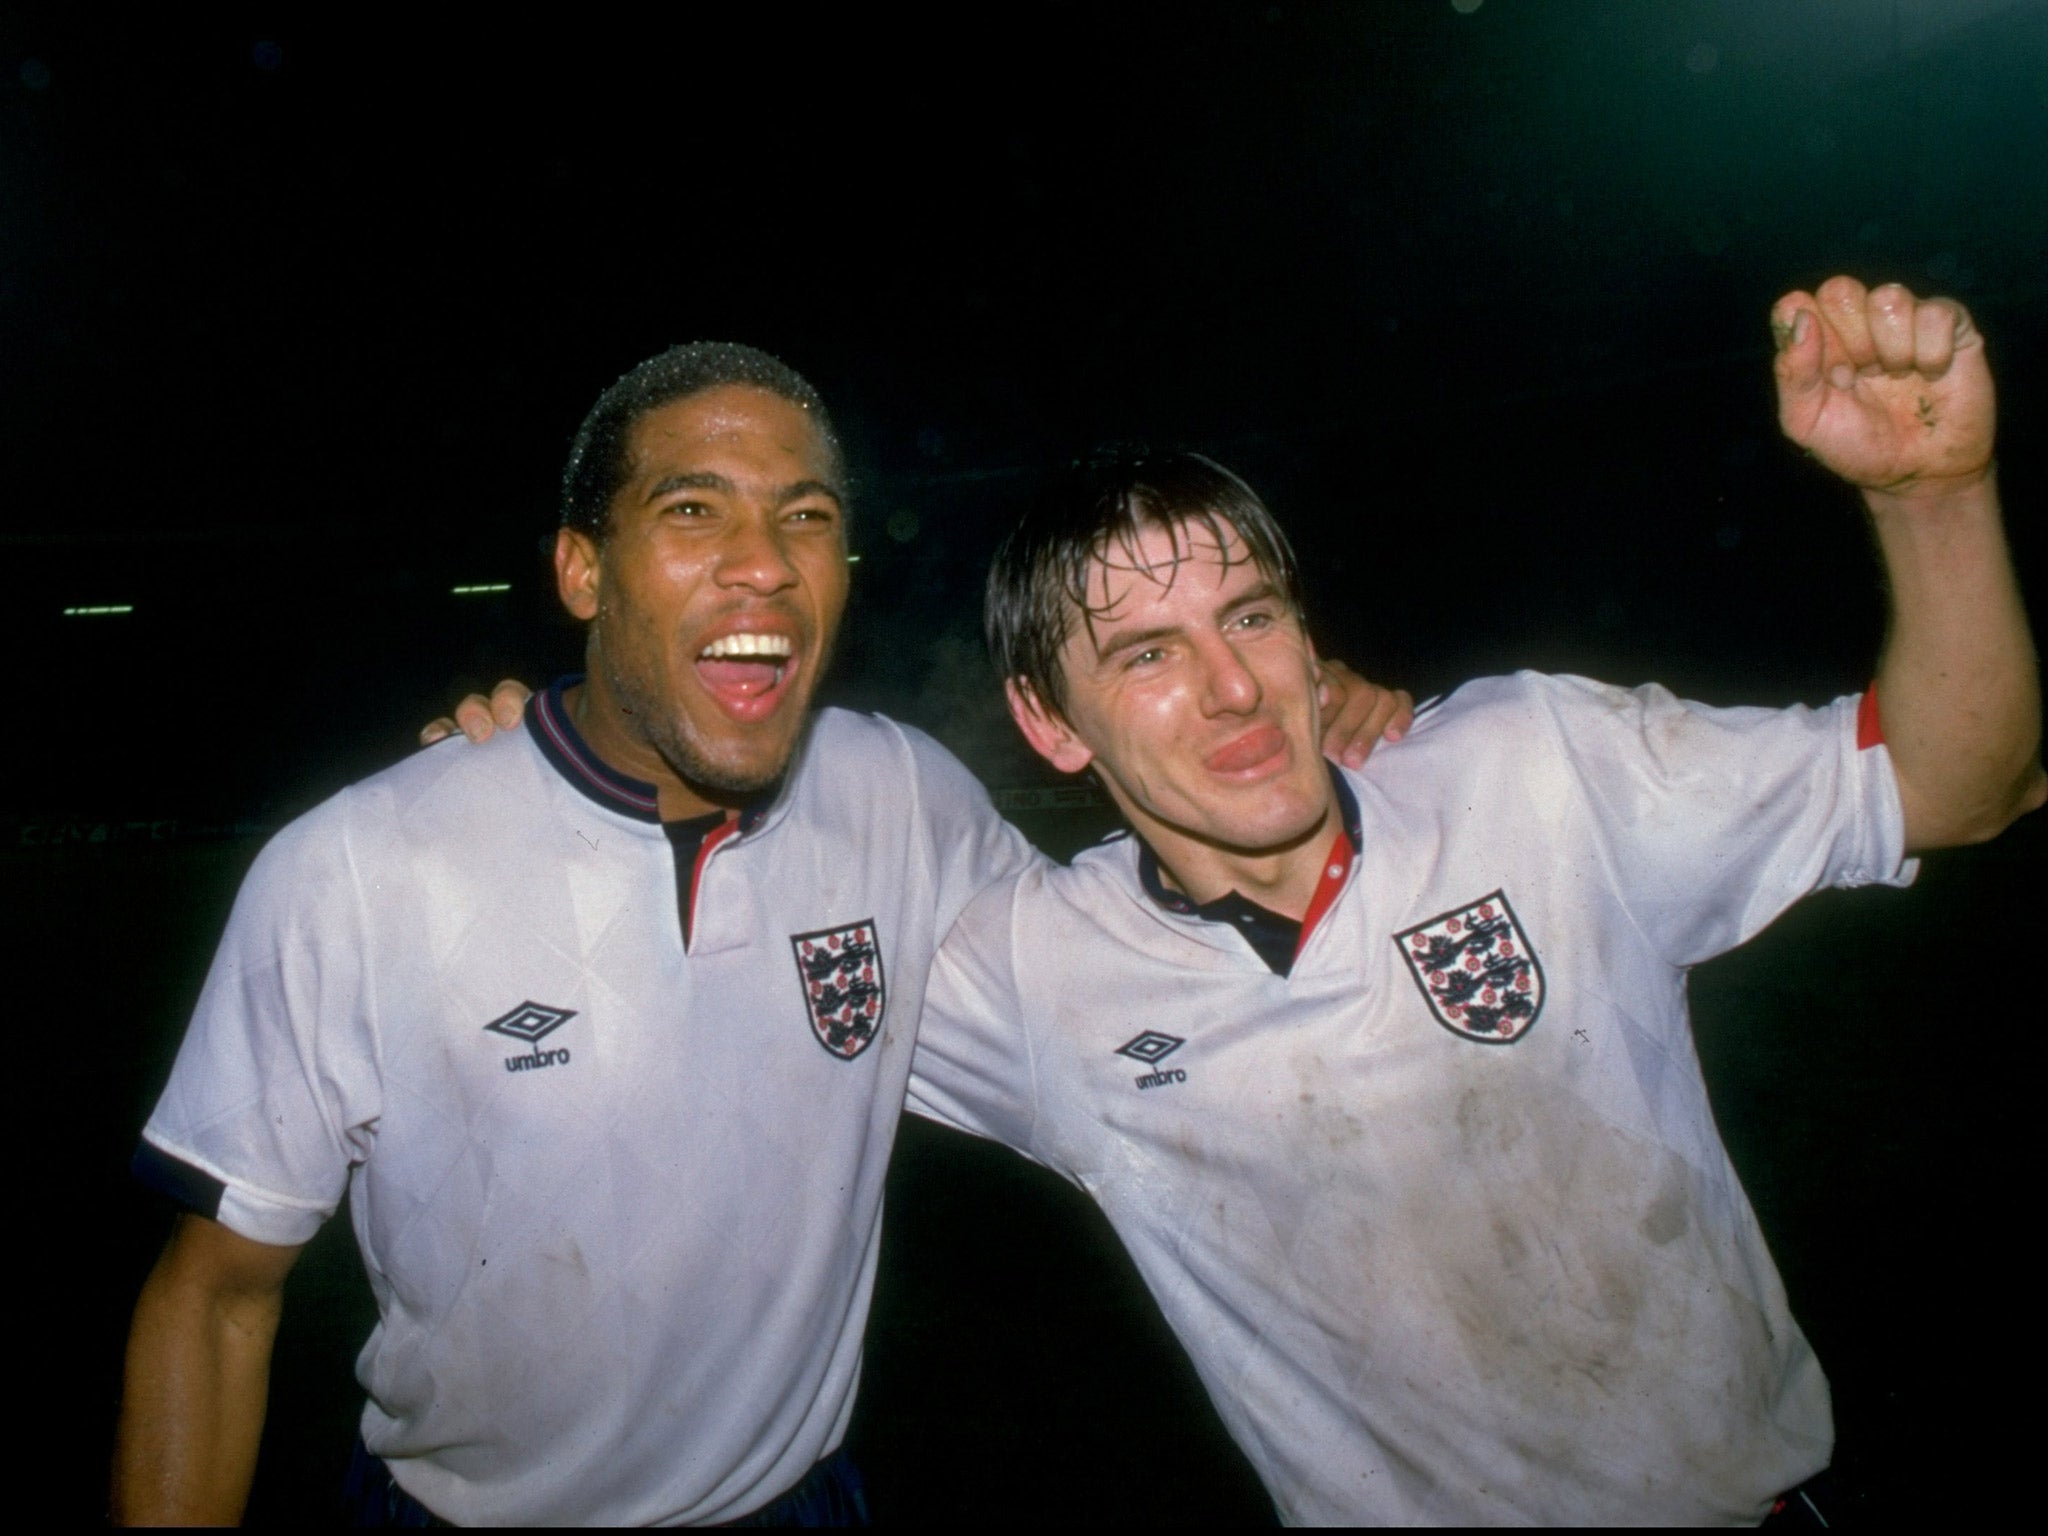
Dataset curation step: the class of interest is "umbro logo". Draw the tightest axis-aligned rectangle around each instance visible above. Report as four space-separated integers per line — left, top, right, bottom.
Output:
485 1001 577 1073
1115 1030 1187 1091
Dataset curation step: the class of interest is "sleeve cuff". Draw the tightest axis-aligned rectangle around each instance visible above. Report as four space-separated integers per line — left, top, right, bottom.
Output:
131 1139 225 1220
134 1133 334 1246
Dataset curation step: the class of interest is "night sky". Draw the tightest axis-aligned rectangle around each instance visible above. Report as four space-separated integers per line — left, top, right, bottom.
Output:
8 1 2042 816
8 1 2047 1522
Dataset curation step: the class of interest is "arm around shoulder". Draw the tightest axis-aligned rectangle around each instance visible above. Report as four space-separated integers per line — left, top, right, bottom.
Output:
111 1213 303 1525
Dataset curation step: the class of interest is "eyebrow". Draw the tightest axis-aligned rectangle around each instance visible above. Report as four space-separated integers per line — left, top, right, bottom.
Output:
1088 579 1286 663
1091 621 1180 663
642 472 845 507
1217 580 1283 620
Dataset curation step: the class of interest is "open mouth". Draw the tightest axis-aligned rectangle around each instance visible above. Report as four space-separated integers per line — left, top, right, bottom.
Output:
695 631 796 719
1205 725 1288 775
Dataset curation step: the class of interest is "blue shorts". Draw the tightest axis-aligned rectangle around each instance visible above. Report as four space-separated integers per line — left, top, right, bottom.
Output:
343 1438 870 1526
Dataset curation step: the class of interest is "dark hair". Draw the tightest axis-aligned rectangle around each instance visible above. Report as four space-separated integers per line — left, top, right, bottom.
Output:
985 447 1305 718
559 341 845 539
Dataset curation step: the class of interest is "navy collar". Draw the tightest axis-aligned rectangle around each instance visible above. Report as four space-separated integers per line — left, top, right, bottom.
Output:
528 676 768 832
1136 765 1362 917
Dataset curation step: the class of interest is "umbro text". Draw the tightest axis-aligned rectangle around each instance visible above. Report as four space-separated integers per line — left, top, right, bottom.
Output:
1135 1068 1187 1090
505 1047 571 1072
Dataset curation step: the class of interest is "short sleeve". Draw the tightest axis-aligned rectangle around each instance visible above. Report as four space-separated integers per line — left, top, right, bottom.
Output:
908 874 1042 1155
139 796 383 1246
900 724 1040 933
1539 676 1914 968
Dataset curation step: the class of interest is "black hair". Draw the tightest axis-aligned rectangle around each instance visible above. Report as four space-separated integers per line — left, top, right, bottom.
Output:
559 341 844 539
984 447 1305 718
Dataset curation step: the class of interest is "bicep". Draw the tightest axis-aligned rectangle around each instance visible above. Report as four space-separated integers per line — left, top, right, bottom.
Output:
146 1213 303 1312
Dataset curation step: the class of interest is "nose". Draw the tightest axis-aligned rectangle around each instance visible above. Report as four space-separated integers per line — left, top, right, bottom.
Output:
714 512 800 596
1196 633 1262 717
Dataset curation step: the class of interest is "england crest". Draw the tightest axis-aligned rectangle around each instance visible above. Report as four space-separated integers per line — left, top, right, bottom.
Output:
791 919 887 1061
1394 890 1544 1044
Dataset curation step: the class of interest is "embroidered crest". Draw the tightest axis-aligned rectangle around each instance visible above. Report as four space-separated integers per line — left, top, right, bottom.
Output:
1394 890 1544 1044
791 919 887 1060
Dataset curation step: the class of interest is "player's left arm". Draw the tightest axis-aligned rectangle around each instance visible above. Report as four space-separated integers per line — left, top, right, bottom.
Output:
1774 276 2046 852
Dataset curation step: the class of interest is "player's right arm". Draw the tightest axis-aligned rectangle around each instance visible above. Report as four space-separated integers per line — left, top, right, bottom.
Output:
111 1214 304 1525
118 798 378 1522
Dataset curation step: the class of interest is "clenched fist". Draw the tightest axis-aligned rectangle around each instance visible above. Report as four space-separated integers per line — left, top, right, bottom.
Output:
1772 276 1994 499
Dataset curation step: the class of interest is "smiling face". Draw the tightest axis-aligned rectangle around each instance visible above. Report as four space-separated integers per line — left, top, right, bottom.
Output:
1008 517 1336 896
555 384 850 815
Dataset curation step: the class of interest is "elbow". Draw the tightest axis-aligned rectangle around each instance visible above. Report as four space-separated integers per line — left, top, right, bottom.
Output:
2016 761 2048 826
1937 760 2047 848
1901 757 2048 852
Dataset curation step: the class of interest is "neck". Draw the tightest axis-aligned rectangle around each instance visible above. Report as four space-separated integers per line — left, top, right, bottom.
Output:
564 675 732 822
1143 798 1336 921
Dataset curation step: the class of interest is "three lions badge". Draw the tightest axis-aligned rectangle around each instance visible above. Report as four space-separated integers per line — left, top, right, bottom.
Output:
791 920 887 1060
1394 890 1544 1044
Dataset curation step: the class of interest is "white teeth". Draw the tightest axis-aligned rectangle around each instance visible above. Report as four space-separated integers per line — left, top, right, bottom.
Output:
699 633 793 660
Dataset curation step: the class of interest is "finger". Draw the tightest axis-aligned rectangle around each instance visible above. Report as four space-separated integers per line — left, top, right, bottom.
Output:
1912 297 1961 379
1386 688 1414 741
453 694 498 744
1815 274 1876 379
1336 687 1413 768
419 717 457 747
1866 283 1918 375
1770 291 1810 350
1771 297 1826 437
1771 296 1823 380
490 678 533 729
1316 666 1372 759
1318 685 1369 755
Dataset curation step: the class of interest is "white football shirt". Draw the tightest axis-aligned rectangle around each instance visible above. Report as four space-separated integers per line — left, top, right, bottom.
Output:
911 672 1913 1525
142 681 1033 1525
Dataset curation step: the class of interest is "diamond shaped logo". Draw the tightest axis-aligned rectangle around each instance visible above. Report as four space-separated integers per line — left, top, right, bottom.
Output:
483 1001 577 1044
1114 1030 1185 1065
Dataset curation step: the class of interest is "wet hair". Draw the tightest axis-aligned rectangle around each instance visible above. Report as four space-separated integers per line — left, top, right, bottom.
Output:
985 446 1306 719
559 341 845 540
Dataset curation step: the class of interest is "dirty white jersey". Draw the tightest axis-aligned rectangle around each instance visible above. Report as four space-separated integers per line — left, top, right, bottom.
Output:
140 681 1033 1526
910 672 1913 1525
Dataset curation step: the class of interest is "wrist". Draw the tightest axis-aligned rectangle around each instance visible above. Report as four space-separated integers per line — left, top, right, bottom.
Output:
1862 463 1998 521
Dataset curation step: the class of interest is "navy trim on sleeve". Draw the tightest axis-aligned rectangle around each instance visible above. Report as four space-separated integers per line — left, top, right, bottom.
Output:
132 1139 226 1220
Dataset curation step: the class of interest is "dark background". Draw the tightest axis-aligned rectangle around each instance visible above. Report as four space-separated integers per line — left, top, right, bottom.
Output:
6 1 2044 1523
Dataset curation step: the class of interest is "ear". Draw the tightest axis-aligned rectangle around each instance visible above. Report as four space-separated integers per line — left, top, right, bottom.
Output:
1005 678 1096 775
555 527 601 621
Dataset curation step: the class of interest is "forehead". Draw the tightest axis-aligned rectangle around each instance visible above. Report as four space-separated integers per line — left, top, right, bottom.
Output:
623 384 834 482
1079 516 1261 624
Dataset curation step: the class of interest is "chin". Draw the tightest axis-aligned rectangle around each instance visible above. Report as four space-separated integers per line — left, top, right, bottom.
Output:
1216 796 1330 855
651 718 799 800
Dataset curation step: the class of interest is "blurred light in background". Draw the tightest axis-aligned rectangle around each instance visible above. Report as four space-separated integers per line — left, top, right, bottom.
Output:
451 583 510 595
64 605 133 616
